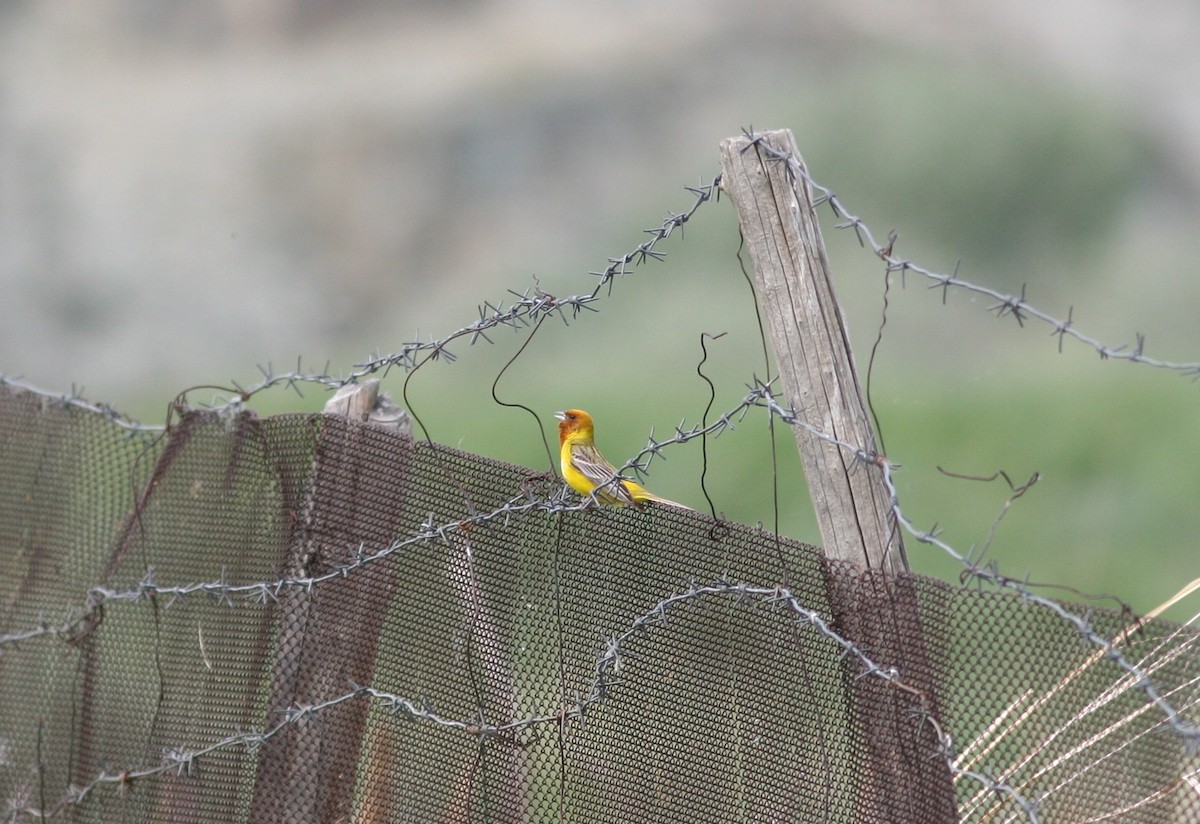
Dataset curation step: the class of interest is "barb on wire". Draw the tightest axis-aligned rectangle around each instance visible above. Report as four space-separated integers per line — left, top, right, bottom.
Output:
587 176 718 295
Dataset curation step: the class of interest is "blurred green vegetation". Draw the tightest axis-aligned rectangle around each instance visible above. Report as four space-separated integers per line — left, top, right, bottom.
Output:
796 55 1156 287
876 366 1200 620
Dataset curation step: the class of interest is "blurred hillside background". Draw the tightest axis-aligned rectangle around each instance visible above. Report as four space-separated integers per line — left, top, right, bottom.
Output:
2 0 1197 619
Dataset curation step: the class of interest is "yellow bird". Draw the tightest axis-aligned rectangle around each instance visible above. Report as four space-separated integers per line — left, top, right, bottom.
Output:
554 408 691 510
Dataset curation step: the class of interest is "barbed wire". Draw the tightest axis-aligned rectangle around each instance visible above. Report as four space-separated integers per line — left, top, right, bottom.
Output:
159 177 722 417
747 384 1200 748
0 374 782 655
4 376 1190 821
152 133 1200 445
0 374 162 434
4 374 1195 820
4 552 1043 820
740 128 1200 380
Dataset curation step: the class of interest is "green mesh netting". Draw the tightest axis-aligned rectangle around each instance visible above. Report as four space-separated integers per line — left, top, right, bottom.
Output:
1 384 1196 822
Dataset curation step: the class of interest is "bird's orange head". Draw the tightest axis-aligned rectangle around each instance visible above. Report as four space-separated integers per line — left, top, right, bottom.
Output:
554 408 595 445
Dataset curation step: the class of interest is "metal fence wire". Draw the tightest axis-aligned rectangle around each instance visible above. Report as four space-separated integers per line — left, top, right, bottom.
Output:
1 382 1198 823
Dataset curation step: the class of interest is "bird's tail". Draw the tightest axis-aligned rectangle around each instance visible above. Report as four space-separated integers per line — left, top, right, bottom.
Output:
642 494 695 512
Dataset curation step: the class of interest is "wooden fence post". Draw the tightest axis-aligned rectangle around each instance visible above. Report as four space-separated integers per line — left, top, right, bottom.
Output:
719 130 906 574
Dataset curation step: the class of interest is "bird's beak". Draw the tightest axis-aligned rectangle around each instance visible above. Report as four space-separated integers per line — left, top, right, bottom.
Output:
553 411 566 422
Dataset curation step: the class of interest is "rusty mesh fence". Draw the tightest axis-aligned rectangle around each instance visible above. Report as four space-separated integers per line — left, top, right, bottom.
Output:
1 382 1198 823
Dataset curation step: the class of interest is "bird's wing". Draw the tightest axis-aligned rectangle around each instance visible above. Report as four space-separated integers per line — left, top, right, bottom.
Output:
570 442 638 506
